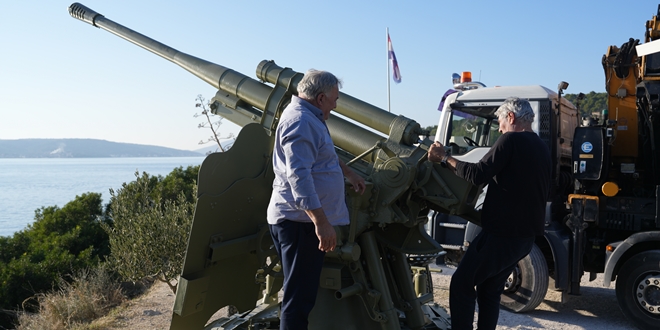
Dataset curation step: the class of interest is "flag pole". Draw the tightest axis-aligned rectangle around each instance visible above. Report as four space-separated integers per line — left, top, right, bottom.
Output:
387 27 391 113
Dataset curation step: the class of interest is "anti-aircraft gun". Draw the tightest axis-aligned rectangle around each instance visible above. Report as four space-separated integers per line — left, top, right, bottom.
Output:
69 3 482 329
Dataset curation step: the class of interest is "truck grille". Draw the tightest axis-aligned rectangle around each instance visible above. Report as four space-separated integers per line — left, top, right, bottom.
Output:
538 101 551 149
601 212 637 230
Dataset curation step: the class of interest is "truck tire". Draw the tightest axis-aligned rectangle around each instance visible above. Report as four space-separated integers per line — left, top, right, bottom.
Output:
615 250 660 330
500 244 549 312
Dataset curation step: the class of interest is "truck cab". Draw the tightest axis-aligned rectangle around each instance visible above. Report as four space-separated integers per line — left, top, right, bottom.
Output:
435 84 577 163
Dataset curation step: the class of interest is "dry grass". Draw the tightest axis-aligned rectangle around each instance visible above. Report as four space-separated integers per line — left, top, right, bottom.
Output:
15 266 125 330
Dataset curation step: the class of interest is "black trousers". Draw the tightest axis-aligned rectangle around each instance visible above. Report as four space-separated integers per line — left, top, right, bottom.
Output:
270 220 325 330
449 231 534 330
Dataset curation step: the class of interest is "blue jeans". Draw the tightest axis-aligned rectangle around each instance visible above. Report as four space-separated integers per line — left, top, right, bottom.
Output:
449 231 535 330
270 221 325 330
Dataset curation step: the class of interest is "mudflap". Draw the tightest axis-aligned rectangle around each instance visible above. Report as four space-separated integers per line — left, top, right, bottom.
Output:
170 124 277 330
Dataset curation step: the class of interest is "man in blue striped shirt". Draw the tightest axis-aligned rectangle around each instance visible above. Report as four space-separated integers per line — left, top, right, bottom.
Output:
267 69 365 330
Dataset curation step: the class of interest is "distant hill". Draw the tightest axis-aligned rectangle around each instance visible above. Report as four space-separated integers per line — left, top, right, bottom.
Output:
0 139 204 158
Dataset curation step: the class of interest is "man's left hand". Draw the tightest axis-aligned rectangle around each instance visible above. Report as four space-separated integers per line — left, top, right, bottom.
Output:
340 160 366 195
346 172 366 195
428 141 446 163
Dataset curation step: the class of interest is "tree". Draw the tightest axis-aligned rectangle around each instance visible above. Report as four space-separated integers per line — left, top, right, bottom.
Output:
103 171 195 293
564 92 607 119
194 94 235 153
156 165 199 205
0 193 108 328
423 125 438 137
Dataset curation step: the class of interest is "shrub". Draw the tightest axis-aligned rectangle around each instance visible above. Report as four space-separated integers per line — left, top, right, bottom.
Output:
2 166 199 328
156 165 199 205
104 171 195 292
0 193 109 328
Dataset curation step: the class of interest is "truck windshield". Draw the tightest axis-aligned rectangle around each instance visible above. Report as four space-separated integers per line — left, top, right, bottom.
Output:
447 110 501 155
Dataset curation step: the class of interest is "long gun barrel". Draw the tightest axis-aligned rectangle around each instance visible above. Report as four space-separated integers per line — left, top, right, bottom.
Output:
69 3 480 330
68 3 421 160
68 3 271 110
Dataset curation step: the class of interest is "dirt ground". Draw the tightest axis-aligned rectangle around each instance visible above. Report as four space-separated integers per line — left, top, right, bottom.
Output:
430 265 635 330
97 265 636 330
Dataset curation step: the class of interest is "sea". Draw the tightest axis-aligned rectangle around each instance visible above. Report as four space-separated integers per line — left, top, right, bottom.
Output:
0 157 204 237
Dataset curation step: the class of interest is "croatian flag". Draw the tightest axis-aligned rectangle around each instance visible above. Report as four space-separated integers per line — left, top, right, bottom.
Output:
388 33 401 83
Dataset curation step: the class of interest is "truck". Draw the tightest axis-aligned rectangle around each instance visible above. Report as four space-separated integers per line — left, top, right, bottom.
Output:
429 6 660 330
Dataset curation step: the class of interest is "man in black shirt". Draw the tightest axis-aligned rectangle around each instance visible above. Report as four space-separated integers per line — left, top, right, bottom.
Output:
428 97 551 330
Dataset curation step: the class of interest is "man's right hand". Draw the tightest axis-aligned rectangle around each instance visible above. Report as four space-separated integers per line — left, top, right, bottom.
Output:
315 221 337 252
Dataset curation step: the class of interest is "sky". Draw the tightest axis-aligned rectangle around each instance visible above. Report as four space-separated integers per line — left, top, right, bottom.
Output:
2 0 659 151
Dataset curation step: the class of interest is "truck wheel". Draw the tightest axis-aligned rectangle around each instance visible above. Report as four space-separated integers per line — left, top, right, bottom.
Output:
500 244 549 312
615 250 660 330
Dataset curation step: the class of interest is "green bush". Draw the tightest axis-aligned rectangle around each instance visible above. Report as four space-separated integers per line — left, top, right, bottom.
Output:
0 193 109 328
1 165 200 328
104 169 196 292
156 165 199 205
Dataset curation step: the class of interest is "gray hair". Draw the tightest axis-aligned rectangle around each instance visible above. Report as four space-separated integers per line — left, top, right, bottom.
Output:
494 97 534 124
297 69 343 99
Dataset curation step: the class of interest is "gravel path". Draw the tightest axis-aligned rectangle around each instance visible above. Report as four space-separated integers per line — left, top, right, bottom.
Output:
431 264 636 330
105 265 637 329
